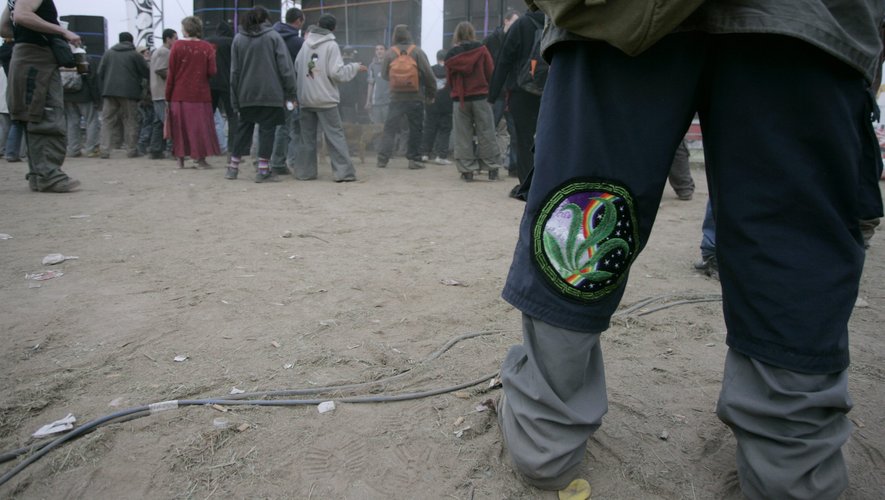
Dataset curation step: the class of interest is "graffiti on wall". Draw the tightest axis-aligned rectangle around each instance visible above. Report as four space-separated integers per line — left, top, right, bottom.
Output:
126 0 154 48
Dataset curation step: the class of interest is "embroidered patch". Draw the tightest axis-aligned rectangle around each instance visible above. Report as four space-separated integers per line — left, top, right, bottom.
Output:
533 180 639 301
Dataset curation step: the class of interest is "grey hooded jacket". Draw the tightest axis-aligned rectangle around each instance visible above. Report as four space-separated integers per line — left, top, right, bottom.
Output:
294 27 361 109
230 22 297 112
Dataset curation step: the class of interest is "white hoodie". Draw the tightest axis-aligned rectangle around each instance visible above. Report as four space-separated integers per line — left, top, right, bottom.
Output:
294 28 360 109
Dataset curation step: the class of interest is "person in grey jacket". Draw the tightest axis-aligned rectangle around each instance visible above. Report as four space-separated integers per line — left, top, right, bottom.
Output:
97 32 149 159
226 6 297 183
293 14 364 182
496 1 884 498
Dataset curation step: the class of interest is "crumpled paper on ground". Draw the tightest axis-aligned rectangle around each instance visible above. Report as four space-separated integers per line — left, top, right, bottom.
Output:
32 413 76 438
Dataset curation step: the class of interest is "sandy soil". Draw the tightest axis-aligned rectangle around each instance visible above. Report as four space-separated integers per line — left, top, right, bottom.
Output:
0 150 883 499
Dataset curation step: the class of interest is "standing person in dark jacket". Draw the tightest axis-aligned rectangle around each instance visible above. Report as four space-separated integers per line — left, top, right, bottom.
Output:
0 38 24 162
1 0 81 192
377 24 436 170
488 10 544 200
206 21 235 155
268 7 304 176
420 49 452 165
63 55 100 158
483 10 519 172
98 32 150 159
445 22 499 181
227 6 296 183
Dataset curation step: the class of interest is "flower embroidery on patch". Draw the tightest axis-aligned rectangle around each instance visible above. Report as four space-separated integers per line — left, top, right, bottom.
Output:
533 180 639 301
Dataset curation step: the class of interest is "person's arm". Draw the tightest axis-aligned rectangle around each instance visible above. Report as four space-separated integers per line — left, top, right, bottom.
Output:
229 38 239 112
207 43 217 78
488 21 521 103
164 44 176 102
365 65 374 109
13 0 80 45
327 45 359 83
417 49 436 99
1 7 13 39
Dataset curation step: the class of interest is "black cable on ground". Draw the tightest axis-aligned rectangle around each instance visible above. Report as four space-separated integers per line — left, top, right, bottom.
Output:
0 329 510 487
613 293 722 317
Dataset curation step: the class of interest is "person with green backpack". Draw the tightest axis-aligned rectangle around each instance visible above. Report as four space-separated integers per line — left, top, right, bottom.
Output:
496 1 884 498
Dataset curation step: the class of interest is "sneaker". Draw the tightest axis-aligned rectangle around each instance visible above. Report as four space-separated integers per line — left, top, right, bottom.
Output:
127 151 143 158
271 166 291 176
335 177 357 183
420 155 430 162
86 150 101 158
408 160 425 170
7 156 21 163
376 160 387 168
42 177 81 193
432 157 452 165
488 169 499 181
460 172 474 182
225 167 238 180
100 153 110 159
694 255 719 280
254 171 280 183
25 172 37 192
69 151 82 158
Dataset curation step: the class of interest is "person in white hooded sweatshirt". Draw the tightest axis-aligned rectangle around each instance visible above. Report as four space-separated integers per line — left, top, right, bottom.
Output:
293 13 365 182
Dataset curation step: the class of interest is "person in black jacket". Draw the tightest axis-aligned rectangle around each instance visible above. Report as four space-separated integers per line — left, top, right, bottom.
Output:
488 10 544 200
206 21 236 154
419 49 452 164
97 32 150 159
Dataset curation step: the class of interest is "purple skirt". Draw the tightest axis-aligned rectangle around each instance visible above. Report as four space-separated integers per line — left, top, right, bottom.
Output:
168 101 220 159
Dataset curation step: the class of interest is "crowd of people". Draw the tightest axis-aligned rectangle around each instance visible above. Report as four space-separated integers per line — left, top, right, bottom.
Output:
0 2 553 194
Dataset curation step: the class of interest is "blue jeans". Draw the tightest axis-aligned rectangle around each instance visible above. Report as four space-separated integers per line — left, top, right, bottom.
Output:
700 198 716 259
270 107 301 169
6 120 24 159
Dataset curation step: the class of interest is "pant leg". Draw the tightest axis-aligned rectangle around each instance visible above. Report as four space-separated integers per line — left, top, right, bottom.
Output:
405 100 424 160
123 99 140 155
100 97 120 154
230 117 255 158
420 105 439 156
137 104 154 154
717 349 851 500
269 108 293 168
317 107 356 181
508 90 541 187
378 101 404 162
84 103 99 153
473 100 501 170
26 67 71 190
150 100 166 155
667 139 694 198
0 113 10 156
287 109 301 167
256 119 276 160
6 120 23 158
499 314 608 490
700 198 716 259
219 93 237 152
452 101 477 172
64 102 82 155
434 111 452 159
295 108 319 179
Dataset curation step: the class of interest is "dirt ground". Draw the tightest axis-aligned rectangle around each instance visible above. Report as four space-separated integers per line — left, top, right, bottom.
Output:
0 150 883 499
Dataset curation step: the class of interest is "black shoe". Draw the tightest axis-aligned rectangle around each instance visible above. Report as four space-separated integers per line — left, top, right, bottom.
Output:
225 167 238 180
408 160 425 170
127 151 143 158
254 171 281 183
460 172 474 182
488 169 499 181
508 184 527 201
150 152 165 160
271 166 291 176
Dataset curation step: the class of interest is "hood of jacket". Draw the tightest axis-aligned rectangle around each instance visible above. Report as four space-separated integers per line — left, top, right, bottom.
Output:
274 22 301 41
305 28 335 49
111 41 136 52
445 41 485 73
238 22 273 37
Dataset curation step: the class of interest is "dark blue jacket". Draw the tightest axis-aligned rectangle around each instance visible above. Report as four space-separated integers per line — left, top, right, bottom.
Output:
273 22 303 62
